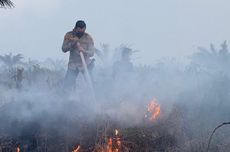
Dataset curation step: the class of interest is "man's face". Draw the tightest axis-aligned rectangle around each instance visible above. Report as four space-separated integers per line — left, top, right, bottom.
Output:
76 27 86 33
75 26 86 38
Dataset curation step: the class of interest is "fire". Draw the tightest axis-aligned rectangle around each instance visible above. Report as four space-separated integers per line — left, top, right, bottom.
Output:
106 129 121 152
72 145 80 152
16 146 20 152
145 98 161 121
114 129 121 152
115 129 119 136
107 137 113 152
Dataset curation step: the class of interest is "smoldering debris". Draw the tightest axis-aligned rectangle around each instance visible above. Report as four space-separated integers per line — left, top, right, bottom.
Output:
0 42 230 151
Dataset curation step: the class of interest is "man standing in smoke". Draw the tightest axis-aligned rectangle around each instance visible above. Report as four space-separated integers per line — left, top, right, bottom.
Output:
62 20 95 89
113 47 134 79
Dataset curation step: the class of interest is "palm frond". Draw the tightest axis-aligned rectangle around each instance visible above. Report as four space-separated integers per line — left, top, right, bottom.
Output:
12 53 23 64
219 40 228 55
0 53 23 68
0 0 14 8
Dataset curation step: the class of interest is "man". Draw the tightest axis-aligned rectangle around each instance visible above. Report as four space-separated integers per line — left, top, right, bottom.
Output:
62 20 95 89
112 47 133 79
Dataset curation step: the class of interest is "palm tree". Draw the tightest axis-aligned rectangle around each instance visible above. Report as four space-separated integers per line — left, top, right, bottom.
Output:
191 41 230 70
0 0 14 8
0 53 23 69
43 58 67 71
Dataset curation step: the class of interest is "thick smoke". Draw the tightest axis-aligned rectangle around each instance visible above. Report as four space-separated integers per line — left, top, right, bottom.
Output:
0 42 230 151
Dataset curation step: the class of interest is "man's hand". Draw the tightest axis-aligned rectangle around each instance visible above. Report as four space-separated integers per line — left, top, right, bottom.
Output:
78 46 85 52
76 42 85 52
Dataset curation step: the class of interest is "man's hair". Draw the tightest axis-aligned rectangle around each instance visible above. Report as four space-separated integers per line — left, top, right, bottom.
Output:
75 20 86 29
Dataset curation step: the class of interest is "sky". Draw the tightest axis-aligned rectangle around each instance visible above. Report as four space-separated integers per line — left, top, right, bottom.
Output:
1 0 230 65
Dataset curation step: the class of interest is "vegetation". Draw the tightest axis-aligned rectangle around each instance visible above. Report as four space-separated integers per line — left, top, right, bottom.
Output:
0 42 230 151
0 0 14 8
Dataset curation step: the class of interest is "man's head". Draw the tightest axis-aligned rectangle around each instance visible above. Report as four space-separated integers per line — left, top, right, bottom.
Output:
74 20 86 38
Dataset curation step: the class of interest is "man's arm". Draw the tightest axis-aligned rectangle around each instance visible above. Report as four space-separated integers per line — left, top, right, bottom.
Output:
85 35 95 57
62 33 76 53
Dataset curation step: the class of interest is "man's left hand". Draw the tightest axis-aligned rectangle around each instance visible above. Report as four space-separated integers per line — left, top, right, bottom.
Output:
78 46 85 52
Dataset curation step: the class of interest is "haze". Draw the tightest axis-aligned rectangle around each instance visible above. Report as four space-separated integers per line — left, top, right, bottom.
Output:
1 0 230 64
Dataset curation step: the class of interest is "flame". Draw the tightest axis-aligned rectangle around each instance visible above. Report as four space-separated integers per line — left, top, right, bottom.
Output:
107 138 113 152
145 98 161 121
72 145 80 152
106 129 122 152
115 129 119 136
115 129 121 152
116 140 121 146
16 147 20 152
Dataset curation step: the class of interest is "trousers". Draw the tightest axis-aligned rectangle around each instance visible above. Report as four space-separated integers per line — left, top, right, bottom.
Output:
63 61 94 90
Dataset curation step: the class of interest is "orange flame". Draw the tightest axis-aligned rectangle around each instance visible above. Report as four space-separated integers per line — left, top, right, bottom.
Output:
145 98 161 121
116 140 121 146
115 129 121 152
107 138 113 152
105 129 122 152
72 145 80 152
16 147 20 152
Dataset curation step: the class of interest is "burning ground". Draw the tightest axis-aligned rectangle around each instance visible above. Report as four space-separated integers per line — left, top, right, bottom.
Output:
1 43 230 151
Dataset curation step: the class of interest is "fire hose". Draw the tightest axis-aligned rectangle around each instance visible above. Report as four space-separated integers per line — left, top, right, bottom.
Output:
207 122 230 152
77 42 96 102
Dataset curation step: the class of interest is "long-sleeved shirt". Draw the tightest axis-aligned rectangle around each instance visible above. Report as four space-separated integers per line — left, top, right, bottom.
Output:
62 30 95 70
